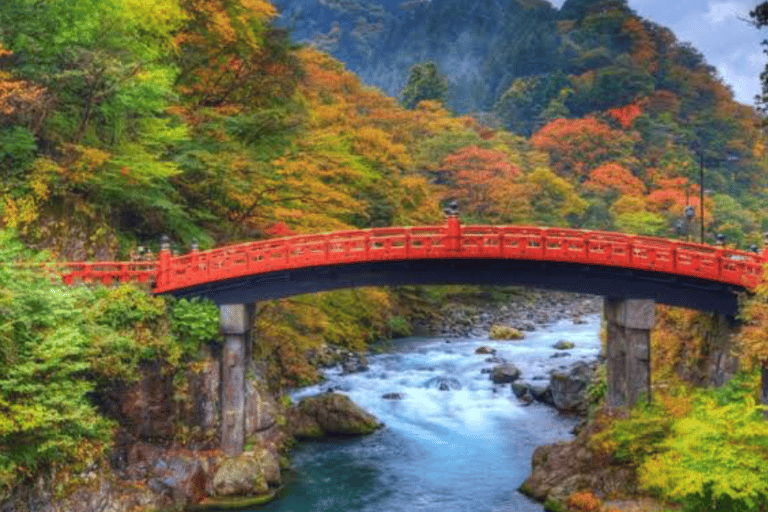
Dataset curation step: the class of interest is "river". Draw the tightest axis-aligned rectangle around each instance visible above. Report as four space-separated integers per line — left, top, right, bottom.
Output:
258 314 601 512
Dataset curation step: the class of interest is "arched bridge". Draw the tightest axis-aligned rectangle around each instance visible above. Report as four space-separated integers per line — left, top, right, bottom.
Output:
59 218 764 315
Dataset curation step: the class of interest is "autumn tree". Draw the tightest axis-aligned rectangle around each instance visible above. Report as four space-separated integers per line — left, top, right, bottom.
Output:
438 145 521 220
531 116 636 180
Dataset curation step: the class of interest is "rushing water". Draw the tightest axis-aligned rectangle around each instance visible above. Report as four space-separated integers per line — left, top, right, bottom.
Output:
258 315 601 512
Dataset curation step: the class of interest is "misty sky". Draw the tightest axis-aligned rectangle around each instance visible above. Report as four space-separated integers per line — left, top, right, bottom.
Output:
549 0 768 106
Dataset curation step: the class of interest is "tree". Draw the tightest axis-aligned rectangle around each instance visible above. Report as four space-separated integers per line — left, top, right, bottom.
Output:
751 2 768 108
401 63 447 109
438 145 521 220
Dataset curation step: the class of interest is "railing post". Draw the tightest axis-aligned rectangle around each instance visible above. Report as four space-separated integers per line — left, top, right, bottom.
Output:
445 216 461 252
156 235 171 291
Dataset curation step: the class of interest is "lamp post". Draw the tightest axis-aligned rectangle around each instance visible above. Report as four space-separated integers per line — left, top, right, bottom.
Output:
699 153 705 244
685 205 695 242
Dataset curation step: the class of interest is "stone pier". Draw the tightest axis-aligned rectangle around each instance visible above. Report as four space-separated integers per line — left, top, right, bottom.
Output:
219 303 252 457
604 298 655 407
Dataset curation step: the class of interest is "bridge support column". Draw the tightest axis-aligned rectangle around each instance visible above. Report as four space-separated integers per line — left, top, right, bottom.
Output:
604 298 655 407
219 304 252 457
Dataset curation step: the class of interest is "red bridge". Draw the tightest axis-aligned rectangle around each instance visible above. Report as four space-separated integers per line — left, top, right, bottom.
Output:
58 218 765 315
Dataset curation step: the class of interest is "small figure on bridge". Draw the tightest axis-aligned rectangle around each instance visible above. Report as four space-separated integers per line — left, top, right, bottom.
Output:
443 200 459 217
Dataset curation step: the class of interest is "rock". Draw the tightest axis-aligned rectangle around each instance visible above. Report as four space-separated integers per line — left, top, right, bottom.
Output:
489 325 524 340
152 454 207 503
490 363 521 384
484 356 505 364
480 368 493 374
475 346 496 355
289 392 383 438
511 382 529 398
572 317 587 324
340 353 369 374
210 449 280 497
530 385 554 406
553 340 575 350
550 352 571 358
382 392 404 400
550 361 596 414
519 411 638 509
424 376 462 390
518 322 536 332
245 379 277 435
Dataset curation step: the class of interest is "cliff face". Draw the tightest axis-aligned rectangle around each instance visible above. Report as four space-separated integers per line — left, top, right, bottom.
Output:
1 357 288 512
274 0 559 112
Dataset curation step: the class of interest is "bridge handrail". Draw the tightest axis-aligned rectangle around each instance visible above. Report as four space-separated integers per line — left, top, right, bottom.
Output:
46 222 766 293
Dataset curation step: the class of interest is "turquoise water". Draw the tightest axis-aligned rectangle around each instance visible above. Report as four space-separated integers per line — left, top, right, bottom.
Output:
256 316 601 512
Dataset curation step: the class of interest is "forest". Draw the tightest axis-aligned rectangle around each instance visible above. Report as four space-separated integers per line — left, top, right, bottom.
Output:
2 0 768 510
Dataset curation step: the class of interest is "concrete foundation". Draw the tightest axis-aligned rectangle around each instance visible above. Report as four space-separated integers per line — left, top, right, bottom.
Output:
604 298 654 407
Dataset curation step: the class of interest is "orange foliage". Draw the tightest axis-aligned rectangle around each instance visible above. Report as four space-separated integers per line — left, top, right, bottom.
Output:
623 17 657 71
438 145 520 219
0 48 49 132
584 162 644 196
606 103 642 129
531 117 635 179
645 179 712 224
175 0 294 108
565 491 603 512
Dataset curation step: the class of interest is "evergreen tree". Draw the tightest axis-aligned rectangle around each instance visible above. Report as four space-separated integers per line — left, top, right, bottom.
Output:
751 2 768 109
401 63 447 109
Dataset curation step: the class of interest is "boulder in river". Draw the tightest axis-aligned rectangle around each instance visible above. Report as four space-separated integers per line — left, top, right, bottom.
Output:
288 392 383 438
210 449 280 499
490 363 521 384
475 346 496 355
489 325 525 340
550 361 597 414
382 392 404 400
553 340 575 350
424 376 462 391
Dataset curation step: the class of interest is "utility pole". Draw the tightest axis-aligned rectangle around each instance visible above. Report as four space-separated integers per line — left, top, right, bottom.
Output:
699 152 705 244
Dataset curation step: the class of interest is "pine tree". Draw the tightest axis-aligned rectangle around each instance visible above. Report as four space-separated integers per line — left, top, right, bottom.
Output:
401 63 447 109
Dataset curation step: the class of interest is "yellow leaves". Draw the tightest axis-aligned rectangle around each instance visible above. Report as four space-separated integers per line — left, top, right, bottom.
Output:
61 145 111 184
239 0 276 19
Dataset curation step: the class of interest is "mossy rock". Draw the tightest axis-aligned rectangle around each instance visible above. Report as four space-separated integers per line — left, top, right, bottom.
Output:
191 491 277 511
211 450 280 497
292 392 383 437
489 325 524 340
553 340 575 350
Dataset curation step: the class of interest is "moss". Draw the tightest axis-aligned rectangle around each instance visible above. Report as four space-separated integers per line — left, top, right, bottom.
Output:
543 498 567 512
190 490 277 511
489 324 524 340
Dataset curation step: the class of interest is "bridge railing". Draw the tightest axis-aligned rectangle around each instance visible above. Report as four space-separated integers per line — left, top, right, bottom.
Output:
49 220 766 293
152 223 766 293
57 261 157 286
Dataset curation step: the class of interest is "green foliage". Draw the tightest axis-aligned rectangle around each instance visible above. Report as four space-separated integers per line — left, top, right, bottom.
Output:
593 374 768 512
0 230 217 493
614 211 666 236
591 400 673 464
386 315 412 338
641 396 768 512
401 63 448 109
169 297 221 355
